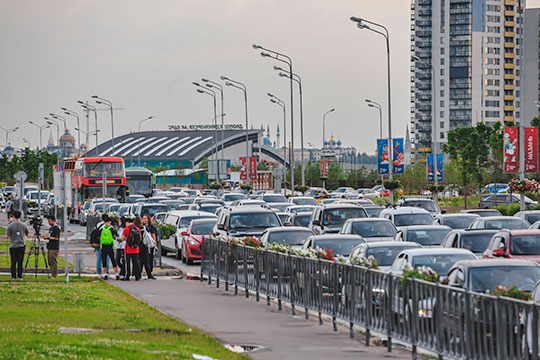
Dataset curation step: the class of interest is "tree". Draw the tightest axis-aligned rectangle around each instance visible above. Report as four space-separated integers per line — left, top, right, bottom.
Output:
327 161 346 190
443 122 493 208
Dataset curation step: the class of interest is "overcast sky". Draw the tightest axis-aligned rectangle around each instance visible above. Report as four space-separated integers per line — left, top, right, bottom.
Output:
1 0 539 155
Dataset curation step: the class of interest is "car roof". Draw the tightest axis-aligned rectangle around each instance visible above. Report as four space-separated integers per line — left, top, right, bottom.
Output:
312 234 364 240
503 229 540 236
480 216 525 221
439 213 479 218
266 226 313 233
384 206 432 214
404 225 452 231
453 259 540 268
399 248 475 256
167 210 217 217
190 218 217 224
362 241 421 249
291 211 312 217
450 229 499 235
225 205 276 213
346 218 393 223
401 198 435 202
318 203 364 209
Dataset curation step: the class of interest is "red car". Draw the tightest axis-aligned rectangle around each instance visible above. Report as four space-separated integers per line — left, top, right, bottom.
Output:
181 218 216 264
482 229 540 264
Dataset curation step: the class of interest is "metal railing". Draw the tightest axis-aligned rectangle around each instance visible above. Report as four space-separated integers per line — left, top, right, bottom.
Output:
200 238 540 360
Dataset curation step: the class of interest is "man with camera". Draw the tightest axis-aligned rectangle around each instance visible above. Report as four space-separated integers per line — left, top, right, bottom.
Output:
43 216 61 278
5 210 29 280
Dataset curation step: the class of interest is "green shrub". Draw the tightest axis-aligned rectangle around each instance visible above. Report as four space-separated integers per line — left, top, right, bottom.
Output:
494 203 521 216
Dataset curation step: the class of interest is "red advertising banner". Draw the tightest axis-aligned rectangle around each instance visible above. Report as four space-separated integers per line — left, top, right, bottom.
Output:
249 156 257 180
504 127 519 173
525 127 538 173
320 160 329 177
240 157 247 181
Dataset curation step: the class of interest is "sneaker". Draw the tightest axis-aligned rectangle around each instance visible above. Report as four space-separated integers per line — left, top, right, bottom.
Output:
11 277 16 280
135 278 140 281
103 275 108 281
116 275 120 280
148 275 157 280
17 278 23 281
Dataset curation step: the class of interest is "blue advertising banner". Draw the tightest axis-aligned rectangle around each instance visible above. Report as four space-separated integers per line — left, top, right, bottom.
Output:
392 138 404 174
377 139 389 175
436 154 443 182
426 153 434 182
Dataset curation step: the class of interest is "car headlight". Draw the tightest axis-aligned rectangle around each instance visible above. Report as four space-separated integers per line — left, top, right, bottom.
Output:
188 239 199 246
418 308 433 318
372 288 386 294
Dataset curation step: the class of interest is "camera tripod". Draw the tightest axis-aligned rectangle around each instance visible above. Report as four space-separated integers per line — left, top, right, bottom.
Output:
24 230 49 278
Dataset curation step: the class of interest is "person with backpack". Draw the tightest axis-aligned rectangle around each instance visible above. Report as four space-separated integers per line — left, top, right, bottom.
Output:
115 217 127 280
143 214 159 274
91 214 110 276
138 214 157 280
122 217 141 281
99 217 118 280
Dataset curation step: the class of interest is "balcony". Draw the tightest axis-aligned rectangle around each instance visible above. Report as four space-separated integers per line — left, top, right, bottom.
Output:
504 31 515 37
504 52 515 59
505 0 515 5
504 21 515 27
504 95 515 101
504 84 515 90
505 10 515 16
504 42 515 48
504 74 515 80
504 116 515 122
504 63 515 69
504 105 515 111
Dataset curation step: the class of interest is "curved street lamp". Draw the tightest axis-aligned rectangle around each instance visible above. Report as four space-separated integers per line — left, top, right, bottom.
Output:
78 101 99 155
322 108 335 148
202 78 226 164
28 121 50 149
91 96 115 155
0 126 19 147
61 108 81 152
193 82 220 180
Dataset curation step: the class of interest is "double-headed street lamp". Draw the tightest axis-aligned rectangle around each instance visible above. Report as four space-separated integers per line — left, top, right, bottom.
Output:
365 99 383 139
61 108 81 151
91 96 115 155
193 82 219 180
350 16 394 203
202 78 225 163
253 44 296 193
323 108 335 147
274 65 306 187
28 121 50 149
22 138 30 148
49 113 66 132
0 126 19 147
222 75 251 185
137 116 155 166
268 93 287 174
78 101 99 155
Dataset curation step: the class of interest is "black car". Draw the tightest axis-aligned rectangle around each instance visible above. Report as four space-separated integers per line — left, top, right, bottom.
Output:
479 194 537 209
213 205 282 238
284 211 312 227
432 213 479 229
309 204 368 235
440 229 498 256
395 225 452 247
460 209 502 217
396 197 441 216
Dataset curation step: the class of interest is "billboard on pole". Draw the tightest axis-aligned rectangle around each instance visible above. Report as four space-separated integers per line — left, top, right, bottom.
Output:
503 127 519 173
525 127 538 173
377 139 389 175
426 153 434 182
392 138 404 174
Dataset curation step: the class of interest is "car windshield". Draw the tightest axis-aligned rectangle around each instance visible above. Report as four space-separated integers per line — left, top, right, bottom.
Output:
83 161 125 178
394 214 433 226
485 219 528 230
118 206 130 216
268 230 313 245
229 213 281 230
402 200 438 212
263 194 288 203
412 253 476 276
179 216 215 228
367 246 418 266
83 202 91 210
191 221 216 235
29 192 48 200
461 233 494 253
304 189 321 197
199 205 220 214
444 216 477 229
288 206 314 213
364 207 384 218
323 208 366 226
469 266 540 292
224 193 246 202
109 204 121 212
351 221 396 237
314 238 364 256
292 198 317 206
510 235 540 255
270 204 289 212
407 228 451 246
141 205 169 217
294 215 311 227
525 214 540 224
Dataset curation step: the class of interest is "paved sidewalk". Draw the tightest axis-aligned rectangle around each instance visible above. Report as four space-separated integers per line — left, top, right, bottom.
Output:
113 278 416 360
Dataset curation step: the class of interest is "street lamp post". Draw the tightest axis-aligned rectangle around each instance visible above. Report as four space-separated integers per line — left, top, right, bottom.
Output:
202 79 226 165
22 138 30 149
365 99 383 139
268 93 287 182
274 66 306 187
49 113 66 132
0 126 19 147
78 102 99 155
351 16 394 203
91 96 115 155
323 108 335 148
411 55 438 200
253 44 296 193
137 116 155 166
44 117 60 147
222 76 251 186
28 121 50 149
193 82 219 182
62 108 81 152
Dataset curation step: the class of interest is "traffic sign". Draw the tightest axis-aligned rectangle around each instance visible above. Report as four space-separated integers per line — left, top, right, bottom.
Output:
14 171 27 182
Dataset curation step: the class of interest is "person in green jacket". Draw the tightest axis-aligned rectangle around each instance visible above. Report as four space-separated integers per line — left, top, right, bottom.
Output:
100 216 118 280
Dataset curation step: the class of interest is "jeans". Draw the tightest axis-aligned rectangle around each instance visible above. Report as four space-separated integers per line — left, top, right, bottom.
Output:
116 248 126 278
9 246 25 279
47 249 59 278
95 247 110 275
126 253 140 280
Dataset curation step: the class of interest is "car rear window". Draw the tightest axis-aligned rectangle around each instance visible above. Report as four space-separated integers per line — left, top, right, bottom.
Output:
444 216 477 229
407 228 452 246
322 208 367 226
510 235 540 255
268 230 313 245
192 221 216 235
294 214 311 227
313 238 365 256
461 233 494 253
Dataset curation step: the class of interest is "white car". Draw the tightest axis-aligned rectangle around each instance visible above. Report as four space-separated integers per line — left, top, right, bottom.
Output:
379 206 433 227
389 248 476 277
346 188 380 199
288 197 318 206
161 210 217 259
26 191 50 215
331 187 355 198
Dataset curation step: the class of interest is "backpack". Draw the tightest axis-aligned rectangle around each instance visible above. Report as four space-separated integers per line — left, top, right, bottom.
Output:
127 225 141 248
100 225 114 245
142 227 155 248
90 225 102 249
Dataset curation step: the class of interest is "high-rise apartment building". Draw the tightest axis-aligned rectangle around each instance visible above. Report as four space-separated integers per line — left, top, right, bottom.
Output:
410 0 522 161
524 7 540 123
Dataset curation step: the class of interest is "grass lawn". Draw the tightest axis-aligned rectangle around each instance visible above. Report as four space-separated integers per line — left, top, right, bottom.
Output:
0 226 5 235
0 276 245 359
0 240 72 269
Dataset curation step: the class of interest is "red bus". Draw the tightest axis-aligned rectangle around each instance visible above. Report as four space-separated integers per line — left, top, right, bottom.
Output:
72 157 128 201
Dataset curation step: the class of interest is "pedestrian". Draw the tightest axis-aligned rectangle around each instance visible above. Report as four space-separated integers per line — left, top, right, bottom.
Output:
99 217 119 280
5 210 28 280
95 214 110 276
43 215 61 278
140 214 157 279
5 196 14 219
115 216 127 280
123 217 141 281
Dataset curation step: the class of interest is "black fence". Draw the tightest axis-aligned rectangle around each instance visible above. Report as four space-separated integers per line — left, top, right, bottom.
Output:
200 238 540 360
